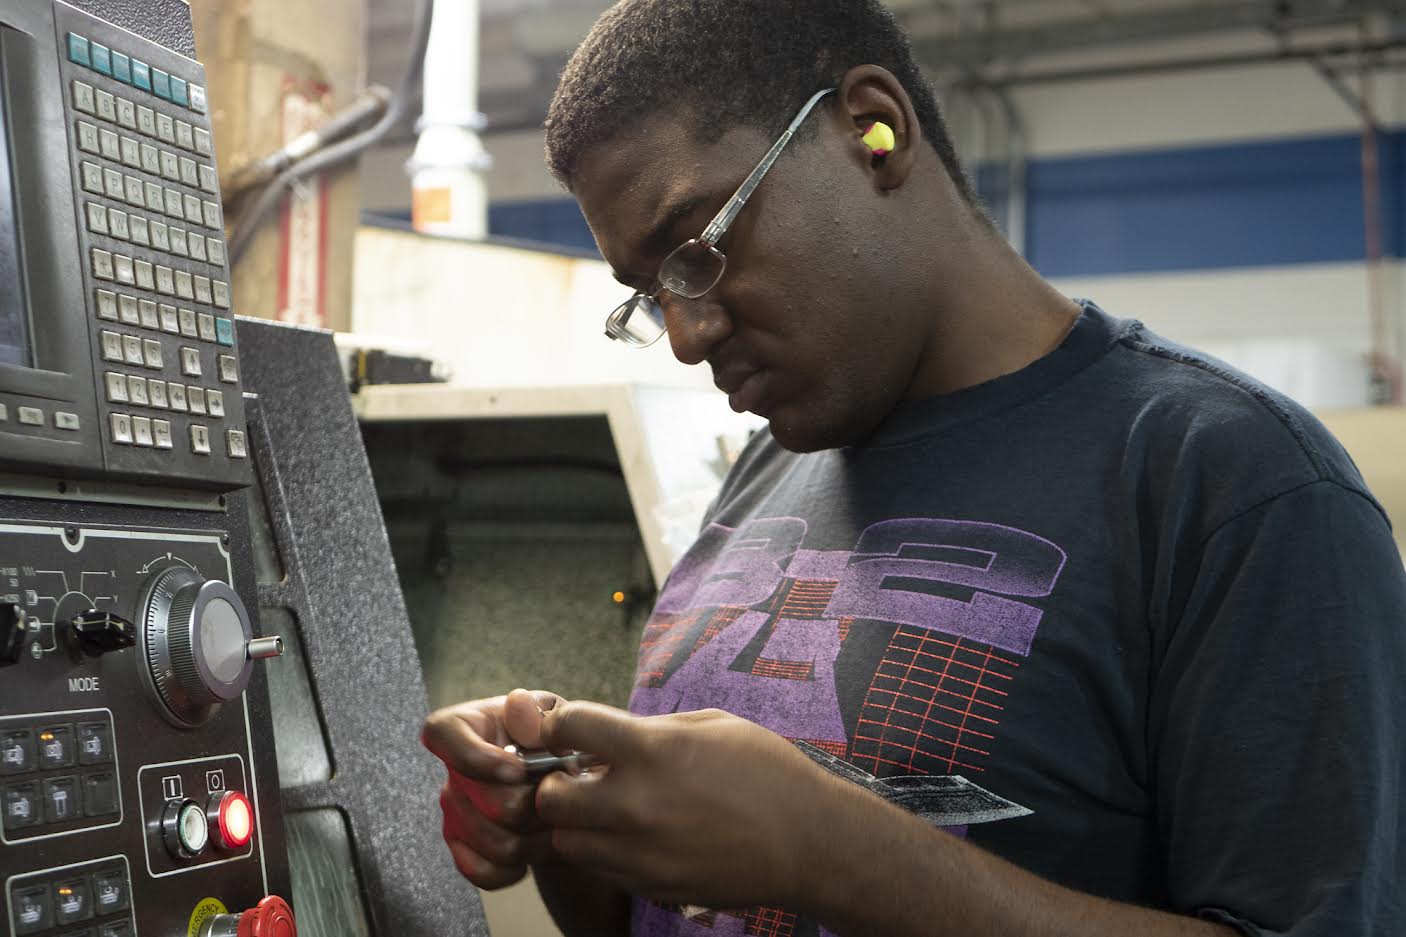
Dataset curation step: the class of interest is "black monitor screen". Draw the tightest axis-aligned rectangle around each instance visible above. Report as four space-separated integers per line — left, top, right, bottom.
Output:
0 70 28 368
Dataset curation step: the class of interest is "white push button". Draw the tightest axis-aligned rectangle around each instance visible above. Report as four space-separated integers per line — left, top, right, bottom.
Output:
154 419 173 449
190 424 211 455
105 372 129 403
132 416 154 447
17 407 43 426
55 412 80 432
148 380 169 409
226 430 247 459
110 413 133 444
181 347 202 377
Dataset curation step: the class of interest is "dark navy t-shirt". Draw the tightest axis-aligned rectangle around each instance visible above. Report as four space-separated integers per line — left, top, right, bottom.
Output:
627 302 1406 937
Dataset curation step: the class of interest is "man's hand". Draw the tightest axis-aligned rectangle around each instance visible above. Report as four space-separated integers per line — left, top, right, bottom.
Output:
535 702 840 910
421 688 565 890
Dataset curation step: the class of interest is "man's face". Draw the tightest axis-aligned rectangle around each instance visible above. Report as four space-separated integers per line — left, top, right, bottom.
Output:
573 113 930 453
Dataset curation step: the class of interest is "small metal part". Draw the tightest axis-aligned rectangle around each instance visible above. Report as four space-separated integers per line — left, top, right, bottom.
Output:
247 636 284 660
504 745 601 778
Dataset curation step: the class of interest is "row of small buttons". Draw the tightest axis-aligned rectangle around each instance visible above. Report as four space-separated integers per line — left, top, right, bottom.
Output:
67 31 206 113
81 162 220 231
9 861 131 936
1 724 112 775
71 79 209 153
105 373 228 419
77 121 216 192
109 414 245 459
3 772 117 832
0 405 79 432
90 247 229 305
96 288 233 345
87 201 226 266
98 332 238 383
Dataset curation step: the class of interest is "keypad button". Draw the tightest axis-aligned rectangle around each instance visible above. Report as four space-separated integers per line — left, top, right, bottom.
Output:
76 120 100 154
86 202 109 236
150 220 170 252
91 248 114 281
132 415 154 447
92 868 129 915
96 288 118 321
155 266 175 296
105 372 128 403
144 181 165 211
102 168 124 199
11 882 49 934
197 312 217 342
202 200 222 229
167 382 188 412
188 386 206 415
127 375 149 407
190 84 208 114
72 79 96 115
159 150 180 181
113 254 136 286
38 726 74 768
103 918 136 937
184 194 204 224
120 135 140 168
180 347 202 377
212 280 231 309
219 355 239 384
189 234 207 262
175 271 194 301
143 339 164 370
190 423 211 455
17 407 43 427
81 161 104 194
122 334 144 366
148 379 169 409
116 97 137 130
129 215 150 247
216 318 235 346
0 729 35 775
118 294 139 325
137 104 157 137
112 51 132 84
179 156 199 187
67 32 90 67
140 141 160 174
53 876 93 924
171 77 190 107
164 188 183 218
89 41 112 75
109 209 130 242
110 412 133 444
100 331 123 362
98 127 119 160
134 259 155 291
160 304 180 333
0 403 7 421
131 59 151 92
77 722 113 765
156 112 175 143
153 419 173 449
95 89 117 123
227 429 248 458
3 781 40 831
54 412 80 432
43 776 78 822
194 276 212 305
193 126 213 155
179 308 198 337
169 227 189 257
152 68 171 100
207 389 225 418
207 238 226 266
124 175 145 207
139 299 160 330
198 163 218 193
176 120 195 151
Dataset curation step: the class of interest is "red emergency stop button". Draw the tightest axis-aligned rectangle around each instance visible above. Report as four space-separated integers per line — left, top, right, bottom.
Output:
237 896 295 937
208 790 254 850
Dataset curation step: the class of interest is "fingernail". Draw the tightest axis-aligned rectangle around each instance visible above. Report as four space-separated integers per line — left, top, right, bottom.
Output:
497 762 523 784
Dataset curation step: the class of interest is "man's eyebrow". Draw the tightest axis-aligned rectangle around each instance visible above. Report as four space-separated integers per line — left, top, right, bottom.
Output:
634 193 714 258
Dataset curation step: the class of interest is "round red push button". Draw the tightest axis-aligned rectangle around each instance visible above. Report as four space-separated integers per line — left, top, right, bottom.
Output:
237 896 296 937
209 790 254 850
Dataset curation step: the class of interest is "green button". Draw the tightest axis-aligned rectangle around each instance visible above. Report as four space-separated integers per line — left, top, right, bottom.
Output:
170 77 189 107
112 52 131 84
131 60 151 91
151 68 171 100
90 42 112 76
67 33 90 67
215 318 234 346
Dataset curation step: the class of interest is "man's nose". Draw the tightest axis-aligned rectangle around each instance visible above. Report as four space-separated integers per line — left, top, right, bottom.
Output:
660 292 732 366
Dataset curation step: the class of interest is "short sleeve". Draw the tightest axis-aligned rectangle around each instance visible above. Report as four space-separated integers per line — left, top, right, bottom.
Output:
1150 480 1406 936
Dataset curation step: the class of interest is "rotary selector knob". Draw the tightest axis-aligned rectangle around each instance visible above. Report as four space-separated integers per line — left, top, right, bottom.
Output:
141 567 283 727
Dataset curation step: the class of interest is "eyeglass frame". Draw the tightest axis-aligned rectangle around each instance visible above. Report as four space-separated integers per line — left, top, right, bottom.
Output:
605 87 839 347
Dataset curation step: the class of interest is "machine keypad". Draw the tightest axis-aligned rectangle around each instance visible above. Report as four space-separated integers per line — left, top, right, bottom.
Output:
7 856 135 937
1 713 118 842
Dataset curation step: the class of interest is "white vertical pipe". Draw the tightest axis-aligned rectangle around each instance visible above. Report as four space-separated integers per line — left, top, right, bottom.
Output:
409 0 491 239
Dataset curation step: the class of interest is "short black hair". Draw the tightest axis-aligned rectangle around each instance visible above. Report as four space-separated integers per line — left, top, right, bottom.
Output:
544 0 979 207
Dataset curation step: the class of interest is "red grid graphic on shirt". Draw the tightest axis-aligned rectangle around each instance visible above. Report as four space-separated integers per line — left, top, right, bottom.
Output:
635 607 747 689
850 626 1019 776
744 905 799 936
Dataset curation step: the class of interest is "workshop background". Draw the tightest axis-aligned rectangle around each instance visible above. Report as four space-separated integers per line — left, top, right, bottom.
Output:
190 2 1406 934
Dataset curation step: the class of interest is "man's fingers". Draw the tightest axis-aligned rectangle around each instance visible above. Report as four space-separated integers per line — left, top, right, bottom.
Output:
502 689 565 751
445 773 542 832
535 767 634 830
539 700 644 762
445 837 528 891
549 827 634 877
422 699 526 784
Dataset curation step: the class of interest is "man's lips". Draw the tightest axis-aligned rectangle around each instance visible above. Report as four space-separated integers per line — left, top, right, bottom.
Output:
718 370 767 414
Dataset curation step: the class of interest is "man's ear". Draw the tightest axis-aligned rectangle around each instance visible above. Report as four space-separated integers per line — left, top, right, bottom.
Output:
837 64 920 191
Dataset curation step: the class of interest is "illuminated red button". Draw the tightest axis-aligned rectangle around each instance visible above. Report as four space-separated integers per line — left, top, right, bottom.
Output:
209 790 253 850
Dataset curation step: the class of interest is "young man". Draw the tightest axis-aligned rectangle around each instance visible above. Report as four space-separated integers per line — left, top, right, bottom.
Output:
422 2 1406 935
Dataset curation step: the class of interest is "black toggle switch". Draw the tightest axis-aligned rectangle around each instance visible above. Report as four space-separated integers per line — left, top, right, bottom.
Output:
67 609 137 659
1 604 26 666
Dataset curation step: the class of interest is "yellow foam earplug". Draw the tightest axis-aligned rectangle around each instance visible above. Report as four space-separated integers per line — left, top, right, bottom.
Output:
863 121 896 156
